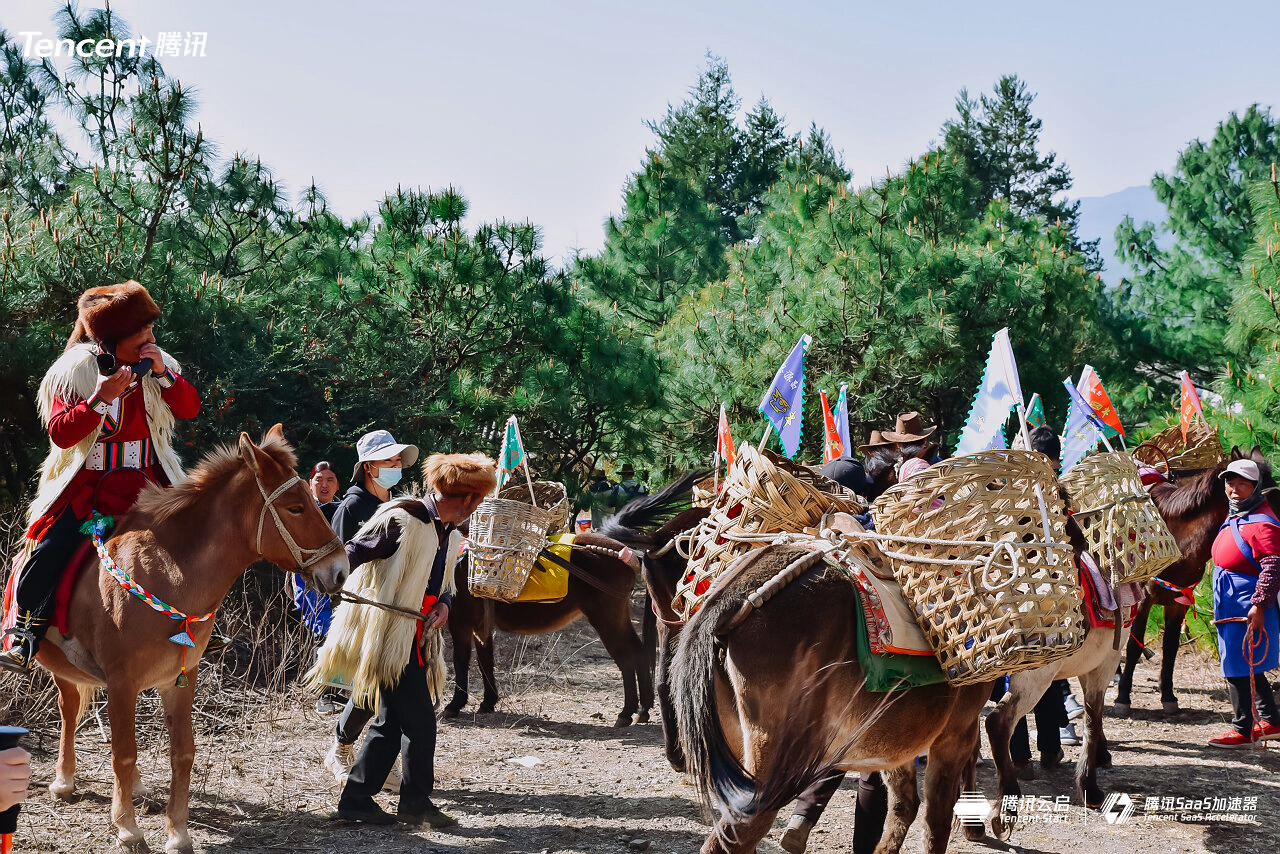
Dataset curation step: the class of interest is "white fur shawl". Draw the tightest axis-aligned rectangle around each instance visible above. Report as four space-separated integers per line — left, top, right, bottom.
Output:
306 502 461 710
26 344 186 529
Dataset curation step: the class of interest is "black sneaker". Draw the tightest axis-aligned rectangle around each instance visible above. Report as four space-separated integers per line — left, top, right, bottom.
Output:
397 802 457 828
334 799 396 825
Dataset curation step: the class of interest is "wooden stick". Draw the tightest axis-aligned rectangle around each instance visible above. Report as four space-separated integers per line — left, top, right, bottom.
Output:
1014 400 1058 565
512 416 538 504
758 421 774 452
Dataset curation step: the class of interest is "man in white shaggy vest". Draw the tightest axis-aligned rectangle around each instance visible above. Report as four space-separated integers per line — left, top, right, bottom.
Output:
1 281 200 671
308 453 496 828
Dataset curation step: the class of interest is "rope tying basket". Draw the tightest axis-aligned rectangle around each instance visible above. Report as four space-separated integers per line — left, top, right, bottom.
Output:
672 443 860 621
1061 451 1181 584
497 480 570 535
867 449 1085 686
467 498 554 602
1132 422 1224 474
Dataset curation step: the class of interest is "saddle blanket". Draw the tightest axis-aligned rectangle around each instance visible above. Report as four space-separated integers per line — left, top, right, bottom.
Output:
2 539 94 648
516 534 575 603
1077 552 1144 629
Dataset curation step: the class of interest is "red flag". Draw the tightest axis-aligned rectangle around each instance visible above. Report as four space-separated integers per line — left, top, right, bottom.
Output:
1180 371 1205 442
716 404 736 470
1078 365 1125 438
820 390 844 464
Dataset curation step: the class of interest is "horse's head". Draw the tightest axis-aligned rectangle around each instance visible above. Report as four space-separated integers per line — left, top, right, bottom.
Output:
238 424 349 594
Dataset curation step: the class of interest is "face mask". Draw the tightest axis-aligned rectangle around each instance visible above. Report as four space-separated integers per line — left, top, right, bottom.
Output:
373 466 402 489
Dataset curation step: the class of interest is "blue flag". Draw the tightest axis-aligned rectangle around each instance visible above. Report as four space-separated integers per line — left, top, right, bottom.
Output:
1060 378 1108 473
758 334 811 459
956 328 1023 456
834 383 851 459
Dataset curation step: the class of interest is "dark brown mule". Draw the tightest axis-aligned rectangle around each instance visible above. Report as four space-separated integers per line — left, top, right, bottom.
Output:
1115 446 1276 715
34 425 348 854
672 544 990 854
445 532 657 727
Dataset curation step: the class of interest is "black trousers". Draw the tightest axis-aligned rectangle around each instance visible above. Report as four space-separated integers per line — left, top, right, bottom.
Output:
14 508 86 634
1227 673 1279 734
339 650 437 814
792 770 885 854
992 679 1066 761
335 699 375 746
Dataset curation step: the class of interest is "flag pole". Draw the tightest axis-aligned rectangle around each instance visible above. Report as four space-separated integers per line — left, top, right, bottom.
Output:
758 421 774 452
712 451 720 493
511 417 538 504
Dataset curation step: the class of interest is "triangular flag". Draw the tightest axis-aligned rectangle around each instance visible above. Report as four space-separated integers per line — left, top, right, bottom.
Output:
496 416 524 490
820 390 844 464
956 328 1024 456
1025 393 1046 429
758 334 811 459
834 383 851 458
1061 378 1109 472
1078 365 1124 438
716 404 736 471
1179 371 1205 442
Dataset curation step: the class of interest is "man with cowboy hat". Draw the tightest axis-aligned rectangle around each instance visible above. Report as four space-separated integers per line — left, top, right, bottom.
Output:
609 464 648 512
1 281 201 671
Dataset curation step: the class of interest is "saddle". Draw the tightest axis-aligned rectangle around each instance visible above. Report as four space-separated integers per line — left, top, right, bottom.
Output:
1077 552 1144 630
1 538 95 647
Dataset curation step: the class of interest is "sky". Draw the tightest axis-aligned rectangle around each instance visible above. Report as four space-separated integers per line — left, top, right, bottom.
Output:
5 0 1278 266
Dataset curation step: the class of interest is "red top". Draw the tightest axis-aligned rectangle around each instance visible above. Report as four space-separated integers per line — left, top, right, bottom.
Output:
26 369 201 541
1211 506 1280 576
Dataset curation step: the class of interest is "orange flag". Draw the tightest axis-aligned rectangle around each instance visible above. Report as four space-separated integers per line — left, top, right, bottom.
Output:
1078 365 1125 438
820 390 843 464
716 404 736 470
1179 371 1205 442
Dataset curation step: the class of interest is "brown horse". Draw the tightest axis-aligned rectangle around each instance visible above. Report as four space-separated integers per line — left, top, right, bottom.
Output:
1115 446 1276 715
34 426 348 853
444 532 658 727
671 544 990 854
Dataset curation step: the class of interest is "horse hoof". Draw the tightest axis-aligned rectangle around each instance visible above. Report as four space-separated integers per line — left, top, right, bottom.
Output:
1085 789 1106 810
636 709 651 724
442 705 462 719
1162 700 1180 714
963 824 987 842
613 713 634 728
1112 702 1131 717
477 701 496 714
164 835 194 854
1097 751 1113 770
991 815 1014 842
117 835 150 853
49 779 76 800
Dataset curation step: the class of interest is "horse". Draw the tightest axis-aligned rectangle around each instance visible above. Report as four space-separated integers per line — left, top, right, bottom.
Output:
30 425 348 853
671 543 991 854
1114 446 1276 716
444 502 686 727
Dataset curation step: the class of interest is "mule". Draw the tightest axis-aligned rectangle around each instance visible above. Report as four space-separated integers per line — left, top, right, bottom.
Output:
445 532 659 727
28 425 348 853
671 544 990 854
1115 446 1276 715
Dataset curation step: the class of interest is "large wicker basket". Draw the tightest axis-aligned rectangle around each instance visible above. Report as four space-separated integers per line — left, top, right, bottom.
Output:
868 449 1085 686
1132 422 1224 475
692 476 718 508
672 444 859 620
497 480 570 535
1061 451 1181 584
467 498 554 602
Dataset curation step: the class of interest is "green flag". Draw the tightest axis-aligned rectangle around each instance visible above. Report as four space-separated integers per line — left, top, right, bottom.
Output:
497 416 524 490
1025 393 1046 429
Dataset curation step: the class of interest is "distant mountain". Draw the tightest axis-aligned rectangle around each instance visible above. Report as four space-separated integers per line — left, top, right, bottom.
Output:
1075 185 1168 283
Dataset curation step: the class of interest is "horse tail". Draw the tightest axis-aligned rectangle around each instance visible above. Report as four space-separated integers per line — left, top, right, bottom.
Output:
671 554 760 819
601 470 707 546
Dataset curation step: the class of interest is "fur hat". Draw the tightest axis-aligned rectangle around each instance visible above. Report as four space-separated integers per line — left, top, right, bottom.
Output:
424 453 497 497
66 281 161 350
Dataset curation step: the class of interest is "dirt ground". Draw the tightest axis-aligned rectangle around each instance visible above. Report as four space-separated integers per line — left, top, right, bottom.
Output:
6 592 1279 854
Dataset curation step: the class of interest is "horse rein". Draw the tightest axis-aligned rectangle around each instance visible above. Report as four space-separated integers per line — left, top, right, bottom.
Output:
253 471 343 571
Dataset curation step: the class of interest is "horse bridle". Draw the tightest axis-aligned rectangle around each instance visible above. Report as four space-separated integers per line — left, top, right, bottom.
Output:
253 471 343 571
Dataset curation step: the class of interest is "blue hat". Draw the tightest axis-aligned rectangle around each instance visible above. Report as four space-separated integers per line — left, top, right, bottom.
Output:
352 430 419 482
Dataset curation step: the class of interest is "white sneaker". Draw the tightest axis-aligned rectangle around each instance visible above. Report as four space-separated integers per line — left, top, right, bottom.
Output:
1064 694 1085 721
324 740 355 785
1060 723 1081 746
382 762 402 793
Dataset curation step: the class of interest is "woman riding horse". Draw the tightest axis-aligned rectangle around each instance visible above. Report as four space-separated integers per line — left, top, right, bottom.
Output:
2 282 201 671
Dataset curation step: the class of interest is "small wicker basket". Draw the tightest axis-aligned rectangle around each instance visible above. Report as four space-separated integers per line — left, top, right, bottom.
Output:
1061 451 1181 584
869 449 1085 686
1132 422 1224 474
672 444 859 620
497 480 570 535
467 498 554 602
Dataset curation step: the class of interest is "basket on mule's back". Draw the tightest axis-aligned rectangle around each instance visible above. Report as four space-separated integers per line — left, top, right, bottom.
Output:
869 449 1085 686
1132 421 1224 475
497 480 570 535
1060 451 1181 584
467 498 554 602
672 444 860 621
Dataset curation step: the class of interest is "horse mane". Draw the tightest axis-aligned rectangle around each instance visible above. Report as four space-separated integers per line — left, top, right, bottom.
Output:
134 432 298 525
1147 459 1227 519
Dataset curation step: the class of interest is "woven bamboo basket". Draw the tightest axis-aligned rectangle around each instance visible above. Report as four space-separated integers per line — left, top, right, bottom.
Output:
1060 452 1181 584
1132 422 1223 474
497 480 570 534
672 443 859 620
692 476 718 508
467 498 554 602
868 449 1085 686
